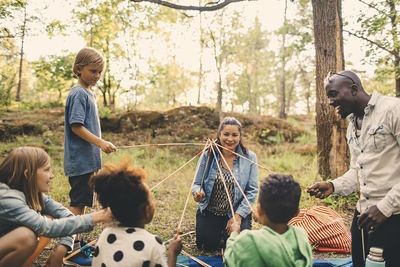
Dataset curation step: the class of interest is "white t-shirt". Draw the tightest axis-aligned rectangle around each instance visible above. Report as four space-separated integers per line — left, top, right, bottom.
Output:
92 226 167 267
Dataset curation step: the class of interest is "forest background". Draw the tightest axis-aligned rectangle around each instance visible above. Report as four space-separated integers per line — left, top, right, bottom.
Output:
1 0 399 264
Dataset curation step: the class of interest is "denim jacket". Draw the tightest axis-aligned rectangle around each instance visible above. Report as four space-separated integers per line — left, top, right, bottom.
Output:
0 183 93 250
192 146 259 218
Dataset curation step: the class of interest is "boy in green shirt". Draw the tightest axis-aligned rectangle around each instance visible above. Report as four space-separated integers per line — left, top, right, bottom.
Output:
224 174 313 267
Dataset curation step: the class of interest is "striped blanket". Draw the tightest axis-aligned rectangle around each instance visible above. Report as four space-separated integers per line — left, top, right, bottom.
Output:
289 206 352 253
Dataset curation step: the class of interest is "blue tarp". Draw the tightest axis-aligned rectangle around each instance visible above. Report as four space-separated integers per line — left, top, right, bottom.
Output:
175 255 353 267
312 257 352 267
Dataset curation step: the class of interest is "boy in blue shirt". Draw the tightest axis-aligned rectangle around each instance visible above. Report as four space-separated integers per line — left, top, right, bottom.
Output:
64 47 116 264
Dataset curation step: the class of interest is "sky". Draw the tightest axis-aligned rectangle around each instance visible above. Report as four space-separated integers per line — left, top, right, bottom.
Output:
19 0 374 112
24 0 369 68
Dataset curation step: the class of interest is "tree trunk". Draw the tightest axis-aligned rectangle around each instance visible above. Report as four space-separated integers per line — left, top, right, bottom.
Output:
395 57 400 96
387 0 400 96
286 72 298 115
312 0 349 179
210 30 223 121
278 0 288 119
197 5 203 104
16 5 27 102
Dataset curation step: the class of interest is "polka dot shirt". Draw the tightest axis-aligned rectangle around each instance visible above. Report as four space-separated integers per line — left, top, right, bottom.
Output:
92 226 167 267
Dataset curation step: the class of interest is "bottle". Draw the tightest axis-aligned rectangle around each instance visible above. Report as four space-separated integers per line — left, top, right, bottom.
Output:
365 247 385 267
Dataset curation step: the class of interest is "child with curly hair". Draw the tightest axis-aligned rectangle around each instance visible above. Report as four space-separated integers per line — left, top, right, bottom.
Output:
224 174 313 267
90 160 182 267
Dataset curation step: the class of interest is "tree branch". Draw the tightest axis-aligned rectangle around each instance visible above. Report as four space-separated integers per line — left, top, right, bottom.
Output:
131 0 252 11
357 0 387 15
343 29 396 56
0 35 15 39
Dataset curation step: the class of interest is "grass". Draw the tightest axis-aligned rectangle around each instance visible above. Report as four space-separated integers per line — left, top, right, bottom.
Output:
0 123 355 265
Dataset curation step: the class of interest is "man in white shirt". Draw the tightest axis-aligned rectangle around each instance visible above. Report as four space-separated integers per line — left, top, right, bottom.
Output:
307 71 400 267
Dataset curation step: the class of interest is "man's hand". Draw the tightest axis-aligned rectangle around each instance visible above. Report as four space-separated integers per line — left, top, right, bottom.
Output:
307 182 334 199
99 140 116 154
358 205 388 232
226 214 242 235
193 190 205 202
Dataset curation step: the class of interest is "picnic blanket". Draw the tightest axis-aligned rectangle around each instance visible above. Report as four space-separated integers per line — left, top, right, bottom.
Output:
175 255 353 267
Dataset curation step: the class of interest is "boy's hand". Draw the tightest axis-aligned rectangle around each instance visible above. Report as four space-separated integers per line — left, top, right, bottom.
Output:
226 214 242 235
168 233 182 256
99 140 116 154
307 182 333 199
193 190 205 202
229 221 241 235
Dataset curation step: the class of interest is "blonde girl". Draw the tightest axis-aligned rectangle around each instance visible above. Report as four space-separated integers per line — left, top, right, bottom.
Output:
0 147 112 267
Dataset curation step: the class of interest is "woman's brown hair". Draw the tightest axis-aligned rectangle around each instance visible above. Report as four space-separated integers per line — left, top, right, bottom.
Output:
0 146 49 211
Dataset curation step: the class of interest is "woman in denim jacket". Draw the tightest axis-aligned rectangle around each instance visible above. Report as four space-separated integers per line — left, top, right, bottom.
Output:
192 117 259 251
0 147 112 267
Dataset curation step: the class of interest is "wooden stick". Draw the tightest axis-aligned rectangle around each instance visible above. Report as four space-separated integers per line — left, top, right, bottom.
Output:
164 231 195 245
177 142 211 232
117 142 205 149
200 139 213 188
181 250 211 267
151 149 203 191
63 240 97 261
213 140 254 214
209 144 236 222
215 142 274 173
177 263 189 267
356 169 366 262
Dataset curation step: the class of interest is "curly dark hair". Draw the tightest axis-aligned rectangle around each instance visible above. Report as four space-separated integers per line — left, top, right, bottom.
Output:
89 159 151 227
259 174 301 224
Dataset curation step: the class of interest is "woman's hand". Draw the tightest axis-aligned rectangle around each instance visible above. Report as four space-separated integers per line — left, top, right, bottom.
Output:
46 244 68 267
91 207 113 224
226 214 242 235
193 190 205 202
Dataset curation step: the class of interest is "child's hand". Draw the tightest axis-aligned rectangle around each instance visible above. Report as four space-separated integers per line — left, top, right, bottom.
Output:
100 140 117 154
253 209 260 223
168 233 182 256
226 214 242 235
193 190 205 202
229 221 241 235
91 207 113 224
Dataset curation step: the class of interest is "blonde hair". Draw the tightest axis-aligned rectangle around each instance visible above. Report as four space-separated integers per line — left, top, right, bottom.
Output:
0 146 50 211
73 47 104 76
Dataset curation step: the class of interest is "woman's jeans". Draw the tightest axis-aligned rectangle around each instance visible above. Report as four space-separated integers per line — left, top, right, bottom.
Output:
195 209 252 251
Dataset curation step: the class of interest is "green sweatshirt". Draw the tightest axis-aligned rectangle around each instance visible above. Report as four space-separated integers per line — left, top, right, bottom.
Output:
224 225 312 267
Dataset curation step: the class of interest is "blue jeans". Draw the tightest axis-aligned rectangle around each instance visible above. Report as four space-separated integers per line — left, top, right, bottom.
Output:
195 209 252 251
